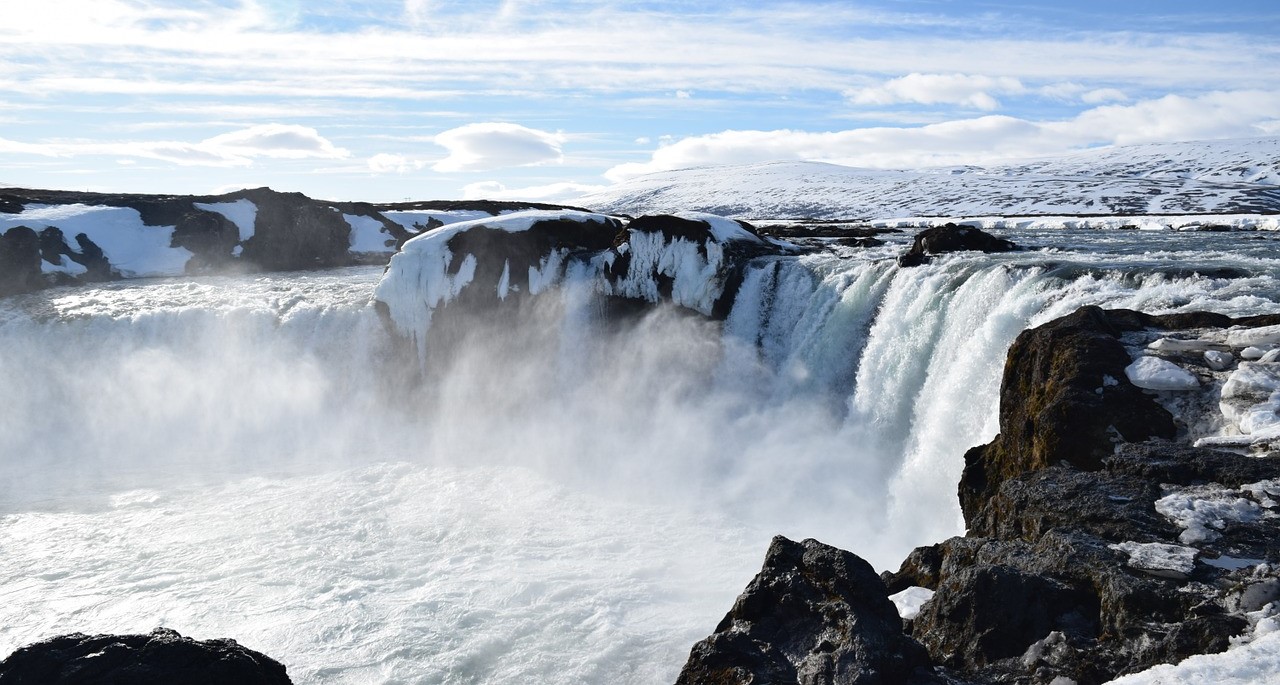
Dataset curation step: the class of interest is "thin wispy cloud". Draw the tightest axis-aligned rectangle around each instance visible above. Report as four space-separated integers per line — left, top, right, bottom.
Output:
0 1 1276 200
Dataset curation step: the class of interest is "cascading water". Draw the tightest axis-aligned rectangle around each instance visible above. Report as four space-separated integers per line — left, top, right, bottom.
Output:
2 228 1279 683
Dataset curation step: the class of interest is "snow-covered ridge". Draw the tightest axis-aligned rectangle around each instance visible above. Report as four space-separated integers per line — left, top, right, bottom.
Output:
373 210 778 351
578 136 1280 220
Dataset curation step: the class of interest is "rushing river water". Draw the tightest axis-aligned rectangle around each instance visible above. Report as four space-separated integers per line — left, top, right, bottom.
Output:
2 228 1279 683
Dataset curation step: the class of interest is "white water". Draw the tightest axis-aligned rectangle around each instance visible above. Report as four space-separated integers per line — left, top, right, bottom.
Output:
2 232 1280 683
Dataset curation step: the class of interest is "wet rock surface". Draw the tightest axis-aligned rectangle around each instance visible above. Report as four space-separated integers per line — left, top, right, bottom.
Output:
675 536 935 685
685 306 1280 685
0 627 292 685
897 224 1018 267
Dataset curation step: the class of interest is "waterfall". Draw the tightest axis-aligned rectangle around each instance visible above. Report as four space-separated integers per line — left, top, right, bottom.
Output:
2 231 1278 683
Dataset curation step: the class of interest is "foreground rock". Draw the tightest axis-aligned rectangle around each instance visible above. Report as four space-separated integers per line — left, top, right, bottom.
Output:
676 536 934 685
684 306 1280 685
897 224 1017 267
0 627 292 684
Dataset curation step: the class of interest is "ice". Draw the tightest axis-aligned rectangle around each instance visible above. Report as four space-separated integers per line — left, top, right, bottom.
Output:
0 204 192 277
1242 346 1267 360
194 199 257 242
1148 337 1225 352
1109 541 1198 578
1124 356 1199 391
888 586 934 620
1228 324 1280 348
1205 350 1234 371
1154 485 1264 544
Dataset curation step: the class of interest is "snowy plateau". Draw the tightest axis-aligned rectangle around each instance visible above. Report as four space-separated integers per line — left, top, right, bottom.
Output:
579 136 1280 224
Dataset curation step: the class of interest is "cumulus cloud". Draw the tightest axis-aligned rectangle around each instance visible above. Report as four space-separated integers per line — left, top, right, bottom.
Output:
1080 88 1129 104
0 124 348 167
608 90 1280 181
432 123 565 172
367 153 426 174
461 180 608 203
847 73 1025 110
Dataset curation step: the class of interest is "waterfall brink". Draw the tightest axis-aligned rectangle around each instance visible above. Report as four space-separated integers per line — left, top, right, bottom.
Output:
2 225 1279 683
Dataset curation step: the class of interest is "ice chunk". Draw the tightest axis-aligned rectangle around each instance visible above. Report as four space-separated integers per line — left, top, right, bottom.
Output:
1262 349 1280 363
1205 350 1234 371
1241 347 1267 360
888 586 934 620
1227 324 1280 348
1155 486 1263 544
1110 541 1198 578
1148 337 1226 352
1124 356 1199 391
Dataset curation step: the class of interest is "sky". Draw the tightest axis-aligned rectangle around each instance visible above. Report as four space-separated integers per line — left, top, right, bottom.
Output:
1 0 1278 202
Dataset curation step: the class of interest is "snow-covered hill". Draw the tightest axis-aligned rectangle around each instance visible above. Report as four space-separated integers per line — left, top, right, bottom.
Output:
578 137 1280 220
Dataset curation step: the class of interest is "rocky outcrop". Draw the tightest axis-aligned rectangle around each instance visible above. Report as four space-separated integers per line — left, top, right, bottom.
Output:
686 306 1280 685
675 536 934 685
0 627 292 684
897 224 1017 267
0 187 591 296
0 226 42 296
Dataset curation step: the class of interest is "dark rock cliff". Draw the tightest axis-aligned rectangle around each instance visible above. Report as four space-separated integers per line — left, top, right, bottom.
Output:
680 306 1280 685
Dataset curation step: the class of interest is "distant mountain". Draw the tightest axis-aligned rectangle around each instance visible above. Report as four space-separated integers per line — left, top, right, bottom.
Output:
577 137 1280 219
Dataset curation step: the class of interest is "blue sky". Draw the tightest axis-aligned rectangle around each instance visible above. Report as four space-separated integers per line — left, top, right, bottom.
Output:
1 0 1278 202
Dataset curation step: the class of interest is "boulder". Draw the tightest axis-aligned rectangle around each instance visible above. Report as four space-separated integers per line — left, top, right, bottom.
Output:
0 627 292 684
674 536 933 685
896 224 1017 267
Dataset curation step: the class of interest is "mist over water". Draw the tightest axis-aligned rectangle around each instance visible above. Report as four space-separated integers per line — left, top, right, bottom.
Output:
3 232 1280 683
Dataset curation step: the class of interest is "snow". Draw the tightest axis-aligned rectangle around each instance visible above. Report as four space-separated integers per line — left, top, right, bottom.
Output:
674 211 763 244
0 203 192 277
380 209 494 235
343 213 394 253
1109 541 1198 578
1124 356 1200 391
888 586 934 620
40 255 87 276
373 210 616 344
1105 628 1280 685
1154 485 1264 544
578 137 1280 220
606 228 728 316
193 199 257 242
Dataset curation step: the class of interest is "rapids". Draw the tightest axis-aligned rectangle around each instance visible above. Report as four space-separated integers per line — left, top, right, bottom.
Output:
2 229 1279 683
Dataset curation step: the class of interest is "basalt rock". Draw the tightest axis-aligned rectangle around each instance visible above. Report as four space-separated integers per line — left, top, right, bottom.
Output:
896 224 1017 267
958 306 1176 524
0 226 42 296
0 627 292 685
675 536 934 685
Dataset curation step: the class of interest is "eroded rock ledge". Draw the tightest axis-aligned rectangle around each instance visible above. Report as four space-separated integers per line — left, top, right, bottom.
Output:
682 306 1280 685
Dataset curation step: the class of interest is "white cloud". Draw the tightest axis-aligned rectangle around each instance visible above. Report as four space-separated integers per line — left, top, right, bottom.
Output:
367 153 426 174
461 180 608 203
606 90 1280 181
204 124 348 159
675 90 693 99
432 123 566 172
0 124 348 167
1081 88 1129 104
847 73 1025 110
